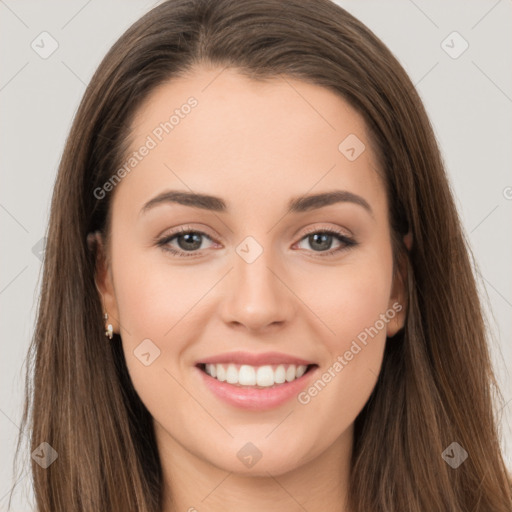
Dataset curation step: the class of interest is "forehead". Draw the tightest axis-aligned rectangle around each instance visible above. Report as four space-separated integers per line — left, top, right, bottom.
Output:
112 66 386 221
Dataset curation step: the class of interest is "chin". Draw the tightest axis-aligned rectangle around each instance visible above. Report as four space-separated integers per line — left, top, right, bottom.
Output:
209 444 310 477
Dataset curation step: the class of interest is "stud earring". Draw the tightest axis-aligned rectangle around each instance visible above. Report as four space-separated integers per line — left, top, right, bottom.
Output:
104 312 114 339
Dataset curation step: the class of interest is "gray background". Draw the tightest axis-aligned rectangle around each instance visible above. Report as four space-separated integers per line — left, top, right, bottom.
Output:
1 0 511 509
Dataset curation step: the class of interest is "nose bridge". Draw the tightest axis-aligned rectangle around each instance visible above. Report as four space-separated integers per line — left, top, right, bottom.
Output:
221 233 293 330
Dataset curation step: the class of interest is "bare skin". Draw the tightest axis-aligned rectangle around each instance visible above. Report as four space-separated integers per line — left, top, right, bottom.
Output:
95 64 409 512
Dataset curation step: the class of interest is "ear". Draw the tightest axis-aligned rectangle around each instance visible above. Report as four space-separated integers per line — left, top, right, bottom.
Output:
386 231 412 337
87 231 120 334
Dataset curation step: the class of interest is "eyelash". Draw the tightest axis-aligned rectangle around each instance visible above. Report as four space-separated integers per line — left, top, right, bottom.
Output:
156 225 358 259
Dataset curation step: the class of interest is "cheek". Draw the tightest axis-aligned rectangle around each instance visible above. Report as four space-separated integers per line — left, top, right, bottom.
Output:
110 248 203 423
291 242 394 430
113 256 171 336
111 224 203 334
303 243 394 351
109 241 193 374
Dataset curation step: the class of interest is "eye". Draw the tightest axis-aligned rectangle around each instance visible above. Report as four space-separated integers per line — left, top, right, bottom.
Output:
156 225 358 259
156 227 217 258
294 228 358 257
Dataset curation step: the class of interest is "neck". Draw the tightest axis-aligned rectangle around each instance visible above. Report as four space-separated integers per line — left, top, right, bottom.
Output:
157 422 354 512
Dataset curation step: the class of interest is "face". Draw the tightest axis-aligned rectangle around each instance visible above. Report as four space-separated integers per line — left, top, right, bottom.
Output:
96 65 407 477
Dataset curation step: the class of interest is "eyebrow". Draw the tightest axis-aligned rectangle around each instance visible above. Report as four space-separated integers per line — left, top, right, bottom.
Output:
139 189 373 217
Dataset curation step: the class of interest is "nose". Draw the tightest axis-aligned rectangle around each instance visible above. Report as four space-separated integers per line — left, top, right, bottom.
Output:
219 241 295 333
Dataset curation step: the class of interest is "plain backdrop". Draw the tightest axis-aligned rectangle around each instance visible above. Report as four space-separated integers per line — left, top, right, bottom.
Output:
1 0 511 509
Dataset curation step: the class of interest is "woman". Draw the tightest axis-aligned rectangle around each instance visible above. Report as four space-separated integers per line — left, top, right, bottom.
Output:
13 0 512 510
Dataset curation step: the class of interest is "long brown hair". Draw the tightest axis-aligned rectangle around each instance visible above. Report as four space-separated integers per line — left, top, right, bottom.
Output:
12 0 511 510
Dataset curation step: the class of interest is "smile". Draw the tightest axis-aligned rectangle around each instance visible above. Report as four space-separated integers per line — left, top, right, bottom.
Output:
199 363 315 388
195 362 319 410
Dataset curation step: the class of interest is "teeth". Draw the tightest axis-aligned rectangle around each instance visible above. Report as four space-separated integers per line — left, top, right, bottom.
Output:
296 365 307 378
256 366 274 386
274 365 286 384
216 364 226 382
239 365 256 385
203 363 309 387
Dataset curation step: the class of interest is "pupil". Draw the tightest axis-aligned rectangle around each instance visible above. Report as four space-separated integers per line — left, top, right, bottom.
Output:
310 233 331 251
178 233 202 251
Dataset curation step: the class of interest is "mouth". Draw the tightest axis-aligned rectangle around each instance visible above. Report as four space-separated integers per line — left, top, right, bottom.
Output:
195 362 319 389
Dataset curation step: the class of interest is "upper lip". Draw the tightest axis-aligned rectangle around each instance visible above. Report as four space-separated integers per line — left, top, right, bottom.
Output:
197 351 316 367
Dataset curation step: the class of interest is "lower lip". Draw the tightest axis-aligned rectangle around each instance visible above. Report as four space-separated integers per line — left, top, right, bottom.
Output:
195 365 318 411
